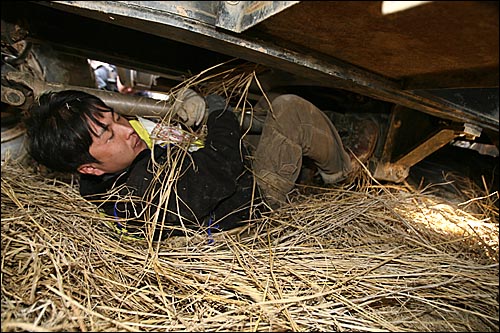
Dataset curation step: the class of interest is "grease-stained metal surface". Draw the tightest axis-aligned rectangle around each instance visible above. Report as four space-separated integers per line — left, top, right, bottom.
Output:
253 1 498 89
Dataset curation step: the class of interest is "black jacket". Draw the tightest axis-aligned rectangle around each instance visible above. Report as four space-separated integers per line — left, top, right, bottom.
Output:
80 100 264 240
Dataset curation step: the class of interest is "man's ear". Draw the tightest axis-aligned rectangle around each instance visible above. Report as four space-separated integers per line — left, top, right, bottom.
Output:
77 164 105 176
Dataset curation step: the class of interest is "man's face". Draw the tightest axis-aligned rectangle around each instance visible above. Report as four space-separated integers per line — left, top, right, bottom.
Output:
78 112 147 176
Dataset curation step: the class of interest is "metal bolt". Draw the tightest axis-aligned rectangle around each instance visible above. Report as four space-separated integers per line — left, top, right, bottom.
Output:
3 88 26 106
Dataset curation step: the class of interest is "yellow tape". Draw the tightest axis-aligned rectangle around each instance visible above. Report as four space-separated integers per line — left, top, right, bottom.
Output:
129 119 153 149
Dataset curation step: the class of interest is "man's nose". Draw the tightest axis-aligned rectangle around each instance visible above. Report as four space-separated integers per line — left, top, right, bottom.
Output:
119 121 136 138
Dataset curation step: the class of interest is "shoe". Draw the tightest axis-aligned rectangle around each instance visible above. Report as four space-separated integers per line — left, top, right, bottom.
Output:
343 117 379 164
345 118 379 181
323 111 379 163
319 115 379 184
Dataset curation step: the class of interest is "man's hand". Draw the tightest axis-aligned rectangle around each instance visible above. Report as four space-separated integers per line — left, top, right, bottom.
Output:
173 88 206 127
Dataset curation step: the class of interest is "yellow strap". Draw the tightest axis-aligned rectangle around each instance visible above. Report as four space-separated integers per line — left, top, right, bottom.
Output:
129 119 153 149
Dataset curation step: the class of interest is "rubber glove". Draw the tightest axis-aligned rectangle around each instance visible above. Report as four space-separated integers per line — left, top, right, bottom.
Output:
173 88 206 127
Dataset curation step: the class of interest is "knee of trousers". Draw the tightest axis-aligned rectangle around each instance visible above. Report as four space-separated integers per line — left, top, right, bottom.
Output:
253 129 303 180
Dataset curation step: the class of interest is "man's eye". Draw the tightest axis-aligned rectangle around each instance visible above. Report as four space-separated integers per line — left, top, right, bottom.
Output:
106 128 114 142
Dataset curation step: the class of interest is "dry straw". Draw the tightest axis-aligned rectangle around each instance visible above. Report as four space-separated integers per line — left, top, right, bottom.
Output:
2 63 499 332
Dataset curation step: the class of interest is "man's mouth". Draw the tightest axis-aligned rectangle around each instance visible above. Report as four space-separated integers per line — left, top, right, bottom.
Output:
133 134 145 150
132 134 140 149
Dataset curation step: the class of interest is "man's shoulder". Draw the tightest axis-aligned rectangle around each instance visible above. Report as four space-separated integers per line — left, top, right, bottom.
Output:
79 172 125 197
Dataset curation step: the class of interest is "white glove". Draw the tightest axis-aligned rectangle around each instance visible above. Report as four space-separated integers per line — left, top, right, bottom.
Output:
173 88 206 127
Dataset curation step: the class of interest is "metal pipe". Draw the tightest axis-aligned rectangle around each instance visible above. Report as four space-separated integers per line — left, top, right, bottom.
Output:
37 78 173 117
5 71 263 132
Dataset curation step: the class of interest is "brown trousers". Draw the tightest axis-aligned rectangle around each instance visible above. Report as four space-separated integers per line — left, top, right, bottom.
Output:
253 94 351 206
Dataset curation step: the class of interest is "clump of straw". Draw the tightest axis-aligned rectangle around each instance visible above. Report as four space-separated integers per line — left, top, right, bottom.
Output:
2 157 498 332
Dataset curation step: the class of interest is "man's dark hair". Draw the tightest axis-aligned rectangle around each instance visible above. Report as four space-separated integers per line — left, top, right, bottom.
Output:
24 90 114 173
